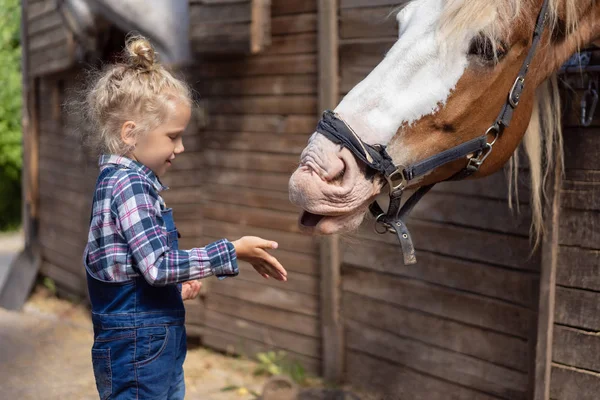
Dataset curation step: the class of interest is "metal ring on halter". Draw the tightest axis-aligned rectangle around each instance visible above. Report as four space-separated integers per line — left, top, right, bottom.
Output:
485 125 500 146
374 213 393 234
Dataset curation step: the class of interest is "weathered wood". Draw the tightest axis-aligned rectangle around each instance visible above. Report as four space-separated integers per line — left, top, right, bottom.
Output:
343 292 529 372
346 319 528 399
201 326 321 374
553 325 600 373
556 245 600 291
559 208 600 249
29 28 68 52
340 0 408 9
340 6 398 39
550 364 600 400
184 299 206 326
40 261 86 297
205 292 320 337
228 259 318 295
202 131 309 155
200 74 317 96
27 11 62 36
555 286 600 331
340 38 396 92
202 202 300 233
172 150 299 173
190 1 252 23
27 0 56 21
353 218 539 271
209 277 319 316
271 0 317 16
343 266 533 338
563 128 600 170
267 32 317 55
341 238 536 306
272 13 317 35
205 113 316 134
205 309 320 358
345 351 501 400
561 179 600 212
165 169 290 192
250 0 271 53
196 54 317 77
206 95 316 115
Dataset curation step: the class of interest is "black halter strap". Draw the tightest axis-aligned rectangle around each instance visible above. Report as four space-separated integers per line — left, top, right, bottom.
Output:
315 0 551 265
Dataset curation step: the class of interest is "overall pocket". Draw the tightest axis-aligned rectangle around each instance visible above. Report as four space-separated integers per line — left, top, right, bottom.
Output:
91 348 112 400
135 326 170 367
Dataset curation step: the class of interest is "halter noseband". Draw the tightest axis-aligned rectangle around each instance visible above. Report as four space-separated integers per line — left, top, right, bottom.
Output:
315 0 551 265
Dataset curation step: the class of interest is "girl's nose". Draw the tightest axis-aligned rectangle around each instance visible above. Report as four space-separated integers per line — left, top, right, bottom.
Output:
175 140 185 154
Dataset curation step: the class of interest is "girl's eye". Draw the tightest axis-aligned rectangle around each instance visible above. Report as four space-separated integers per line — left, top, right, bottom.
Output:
468 35 508 62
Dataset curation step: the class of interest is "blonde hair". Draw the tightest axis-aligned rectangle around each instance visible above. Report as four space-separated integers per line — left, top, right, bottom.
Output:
76 34 192 155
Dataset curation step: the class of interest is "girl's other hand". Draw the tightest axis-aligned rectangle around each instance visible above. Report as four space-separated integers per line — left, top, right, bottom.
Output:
181 280 202 301
232 236 287 281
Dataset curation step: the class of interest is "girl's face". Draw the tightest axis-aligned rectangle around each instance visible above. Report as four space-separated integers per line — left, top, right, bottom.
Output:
129 100 191 177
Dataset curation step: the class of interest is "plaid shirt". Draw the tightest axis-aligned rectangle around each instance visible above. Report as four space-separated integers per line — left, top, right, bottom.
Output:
84 155 238 285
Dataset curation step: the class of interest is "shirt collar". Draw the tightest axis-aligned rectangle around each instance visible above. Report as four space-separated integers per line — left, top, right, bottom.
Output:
99 155 168 192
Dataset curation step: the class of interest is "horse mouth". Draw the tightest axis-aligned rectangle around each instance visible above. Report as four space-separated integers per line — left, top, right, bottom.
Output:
300 211 326 228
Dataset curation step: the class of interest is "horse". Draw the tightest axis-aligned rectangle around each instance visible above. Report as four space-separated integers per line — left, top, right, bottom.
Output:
288 0 599 261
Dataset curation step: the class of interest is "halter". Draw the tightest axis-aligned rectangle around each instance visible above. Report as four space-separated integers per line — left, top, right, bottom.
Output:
316 0 551 265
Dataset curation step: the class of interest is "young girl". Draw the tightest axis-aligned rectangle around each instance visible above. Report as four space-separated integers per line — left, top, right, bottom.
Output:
81 35 287 399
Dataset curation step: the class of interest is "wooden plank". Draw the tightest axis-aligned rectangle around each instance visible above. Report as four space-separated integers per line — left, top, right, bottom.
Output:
271 13 317 35
202 326 320 374
201 150 300 174
206 113 316 134
271 0 316 16
344 292 529 372
29 28 68 52
28 0 56 21
196 54 317 77
199 74 317 96
556 246 600 291
190 168 290 192
28 11 62 36
550 364 600 400
559 208 600 248
555 286 600 331
343 267 533 338
410 191 531 236
346 320 528 399
209 278 318 316
561 179 600 211
340 6 398 39
434 170 531 203
341 238 536 306
40 261 86 297
205 292 320 337
345 351 501 400
563 128 600 170
340 38 396 92
205 95 316 115
250 0 271 53
353 219 539 271
202 131 309 155
553 325 600 373
205 309 320 358
341 0 408 9
189 1 252 23
266 32 316 55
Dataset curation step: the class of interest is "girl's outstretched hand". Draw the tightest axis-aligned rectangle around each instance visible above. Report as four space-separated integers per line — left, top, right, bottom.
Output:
181 280 202 301
232 236 287 281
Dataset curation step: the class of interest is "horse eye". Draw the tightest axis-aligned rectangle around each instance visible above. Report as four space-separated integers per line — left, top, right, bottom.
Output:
468 36 508 62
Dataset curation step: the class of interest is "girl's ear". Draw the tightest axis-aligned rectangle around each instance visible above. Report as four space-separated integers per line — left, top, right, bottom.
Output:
121 121 137 147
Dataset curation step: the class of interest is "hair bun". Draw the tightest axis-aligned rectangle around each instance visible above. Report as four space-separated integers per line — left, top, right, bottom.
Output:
125 35 157 70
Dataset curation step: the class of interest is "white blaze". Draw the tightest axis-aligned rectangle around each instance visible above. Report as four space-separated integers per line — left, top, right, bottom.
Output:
332 0 472 155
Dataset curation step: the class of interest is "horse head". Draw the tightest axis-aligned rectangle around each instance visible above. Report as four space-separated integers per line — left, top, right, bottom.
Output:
289 0 599 244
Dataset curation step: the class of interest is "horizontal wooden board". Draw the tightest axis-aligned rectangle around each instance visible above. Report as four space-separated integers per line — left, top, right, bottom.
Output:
561 179 600 212
559 208 600 249
196 54 317 77
341 238 536 306
556 246 600 291
199 74 317 96
201 326 320 374
552 325 600 373
190 1 252 24
271 0 316 16
204 309 320 358
346 320 527 399
434 170 531 203
341 0 408 9
182 168 290 192
209 276 318 316
205 113 316 134
205 292 320 337
342 267 533 338
271 13 317 35
340 5 399 39
40 261 87 297
28 0 56 21
550 364 600 400
555 286 600 331
343 292 529 372
232 260 318 296
29 27 69 52
266 32 317 55
353 218 539 271
563 128 600 170
345 351 500 400
201 202 300 233
28 11 62 36
172 150 299 174
205 95 316 115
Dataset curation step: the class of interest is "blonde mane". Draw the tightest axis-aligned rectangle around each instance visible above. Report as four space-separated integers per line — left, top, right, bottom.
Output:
438 0 588 246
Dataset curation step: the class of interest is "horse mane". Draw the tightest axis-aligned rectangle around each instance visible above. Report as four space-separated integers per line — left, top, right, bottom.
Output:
437 0 588 246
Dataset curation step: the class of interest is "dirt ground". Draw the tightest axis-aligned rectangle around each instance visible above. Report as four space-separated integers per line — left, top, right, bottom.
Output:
0 285 274 399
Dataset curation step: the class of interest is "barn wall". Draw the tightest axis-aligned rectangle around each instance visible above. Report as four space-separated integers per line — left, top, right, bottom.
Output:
549 70 600 400
338 1 537 398
162 0 323 374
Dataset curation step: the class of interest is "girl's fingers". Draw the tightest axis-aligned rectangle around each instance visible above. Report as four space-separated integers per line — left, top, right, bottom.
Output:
255 238 278 250
258 251 287 279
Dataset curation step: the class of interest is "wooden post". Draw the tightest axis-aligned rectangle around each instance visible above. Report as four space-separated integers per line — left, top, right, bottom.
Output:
532 155 562 400
318 0 343 383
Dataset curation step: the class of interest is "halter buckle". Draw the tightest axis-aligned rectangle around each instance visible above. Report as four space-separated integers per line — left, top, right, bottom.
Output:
386 168 407 195
509 76 525 107
467 143 493 171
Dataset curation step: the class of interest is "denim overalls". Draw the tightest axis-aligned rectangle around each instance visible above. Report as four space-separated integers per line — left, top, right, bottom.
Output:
87 167 187 400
